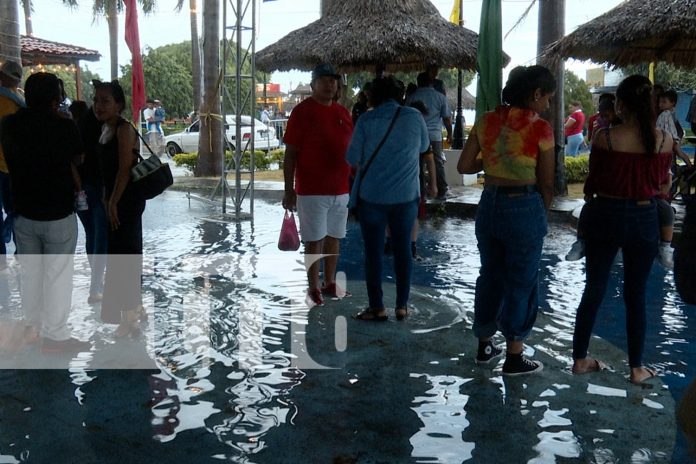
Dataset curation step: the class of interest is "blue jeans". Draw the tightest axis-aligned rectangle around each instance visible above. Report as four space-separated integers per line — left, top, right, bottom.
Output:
473 186 548 341
76 182 108 296
358 198 419 309
572 197 658 367
565 133 584 156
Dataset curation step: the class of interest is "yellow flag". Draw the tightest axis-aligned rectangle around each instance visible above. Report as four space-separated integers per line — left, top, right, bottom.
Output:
449 0 460 24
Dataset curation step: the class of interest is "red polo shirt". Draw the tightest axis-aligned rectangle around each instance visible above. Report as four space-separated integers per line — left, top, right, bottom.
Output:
283 98 353 195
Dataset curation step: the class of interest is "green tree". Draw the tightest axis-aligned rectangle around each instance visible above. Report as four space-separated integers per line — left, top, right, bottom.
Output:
345 68 475 101
564 70 593 123
53 65 103 104
121 46 193 118
622 63 696 91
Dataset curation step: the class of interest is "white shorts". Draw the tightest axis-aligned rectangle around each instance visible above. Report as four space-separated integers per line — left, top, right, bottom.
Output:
296 194 349 242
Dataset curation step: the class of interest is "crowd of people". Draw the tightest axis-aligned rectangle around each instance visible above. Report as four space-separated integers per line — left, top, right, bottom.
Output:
0 61 149 351
281 61 695 387
0 58 693 384
0 56 694 455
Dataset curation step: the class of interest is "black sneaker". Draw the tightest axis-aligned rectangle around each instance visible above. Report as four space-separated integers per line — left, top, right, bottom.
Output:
475 341 504 365
502 354 543 376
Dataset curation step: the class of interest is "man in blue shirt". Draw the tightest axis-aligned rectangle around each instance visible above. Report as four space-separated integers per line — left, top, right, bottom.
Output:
405 72 452 200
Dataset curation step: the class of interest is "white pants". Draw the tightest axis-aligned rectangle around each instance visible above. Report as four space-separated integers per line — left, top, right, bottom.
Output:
14 214 78 341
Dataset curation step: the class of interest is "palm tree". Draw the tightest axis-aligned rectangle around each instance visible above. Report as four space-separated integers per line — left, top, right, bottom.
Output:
176 0 202 114
0 0 21 63
21 0 33 36
194 0 222 177
90 0 156 80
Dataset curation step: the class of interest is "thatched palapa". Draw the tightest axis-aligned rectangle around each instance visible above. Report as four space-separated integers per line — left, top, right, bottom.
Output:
256 0 491 73
544 0 696 69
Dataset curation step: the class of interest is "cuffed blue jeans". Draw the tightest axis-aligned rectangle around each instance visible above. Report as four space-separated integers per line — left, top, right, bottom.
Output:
473 186 548 341
572 197 658 367
358 198 419 310
77 182 108 297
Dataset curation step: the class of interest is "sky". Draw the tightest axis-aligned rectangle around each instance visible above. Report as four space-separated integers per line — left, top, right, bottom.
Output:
27 0 626 95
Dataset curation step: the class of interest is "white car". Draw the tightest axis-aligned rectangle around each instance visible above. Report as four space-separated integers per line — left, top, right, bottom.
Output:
164 115 280 156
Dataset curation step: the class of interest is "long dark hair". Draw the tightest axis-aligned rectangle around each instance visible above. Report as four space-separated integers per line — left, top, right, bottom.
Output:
501 65 556 109
616 75 656 156
368 75 404 107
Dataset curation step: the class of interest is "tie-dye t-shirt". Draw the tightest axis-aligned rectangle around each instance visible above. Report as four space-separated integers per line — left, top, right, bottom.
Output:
475 106 554 181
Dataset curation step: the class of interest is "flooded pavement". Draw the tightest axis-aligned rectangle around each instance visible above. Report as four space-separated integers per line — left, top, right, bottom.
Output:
0 190 693 463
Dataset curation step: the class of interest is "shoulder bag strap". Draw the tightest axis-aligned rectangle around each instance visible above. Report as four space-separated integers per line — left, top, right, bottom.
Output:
355 106 402 201
129 120 155 161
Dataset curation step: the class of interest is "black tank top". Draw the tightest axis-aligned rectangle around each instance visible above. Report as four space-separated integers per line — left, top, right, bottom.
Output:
98 117 145 216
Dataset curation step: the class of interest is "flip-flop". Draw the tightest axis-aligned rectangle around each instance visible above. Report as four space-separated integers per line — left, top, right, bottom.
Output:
572 358 607 375
630 368 658 385
352 308 388 322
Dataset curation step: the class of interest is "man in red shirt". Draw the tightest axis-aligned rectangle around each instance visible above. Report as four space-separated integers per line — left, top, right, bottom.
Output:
282 63 354 307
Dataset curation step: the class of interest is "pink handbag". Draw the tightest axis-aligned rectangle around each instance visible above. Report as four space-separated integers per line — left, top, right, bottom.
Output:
278 210 301 251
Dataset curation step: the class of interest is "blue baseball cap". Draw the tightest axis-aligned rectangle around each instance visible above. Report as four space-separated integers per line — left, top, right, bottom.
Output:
312 63 340 81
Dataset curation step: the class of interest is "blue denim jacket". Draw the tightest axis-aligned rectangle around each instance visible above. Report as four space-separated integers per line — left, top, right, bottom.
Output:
346 100 429 205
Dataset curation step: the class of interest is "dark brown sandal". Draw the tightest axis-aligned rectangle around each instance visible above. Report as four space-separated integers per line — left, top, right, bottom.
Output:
352 308 388 322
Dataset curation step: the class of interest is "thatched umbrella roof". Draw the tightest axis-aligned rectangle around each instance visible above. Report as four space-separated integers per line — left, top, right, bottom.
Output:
446 86 476 110
256 0 503 73
544 0 696 69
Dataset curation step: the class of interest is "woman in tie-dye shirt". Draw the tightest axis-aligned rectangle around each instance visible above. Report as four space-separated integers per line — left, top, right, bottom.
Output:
457 65 556 377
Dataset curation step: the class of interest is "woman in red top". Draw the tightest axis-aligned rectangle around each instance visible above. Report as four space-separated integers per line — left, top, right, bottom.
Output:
571 75 672 384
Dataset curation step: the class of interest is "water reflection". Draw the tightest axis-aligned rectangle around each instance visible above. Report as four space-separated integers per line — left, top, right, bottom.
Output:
409 374 474 463
0 193 693 462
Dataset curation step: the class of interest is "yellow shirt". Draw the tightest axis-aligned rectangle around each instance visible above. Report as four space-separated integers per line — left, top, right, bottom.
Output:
0 92 24 173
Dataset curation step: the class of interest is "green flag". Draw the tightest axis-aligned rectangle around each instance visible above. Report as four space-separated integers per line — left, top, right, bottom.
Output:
475 0 503 122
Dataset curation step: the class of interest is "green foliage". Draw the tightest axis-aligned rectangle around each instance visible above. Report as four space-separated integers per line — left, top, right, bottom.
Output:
622 63 696 92
172 153 198 172
345 68 476 101
173 149 280 173
120 46 192 118
564 70 594 123
267 148 285 166
564 154 590 184
120 40 267 119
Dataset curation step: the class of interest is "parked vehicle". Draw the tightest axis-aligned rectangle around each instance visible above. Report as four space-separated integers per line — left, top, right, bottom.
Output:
164 115 280 156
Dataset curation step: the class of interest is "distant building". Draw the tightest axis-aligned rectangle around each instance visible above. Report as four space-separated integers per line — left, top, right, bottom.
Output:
256 83 286 113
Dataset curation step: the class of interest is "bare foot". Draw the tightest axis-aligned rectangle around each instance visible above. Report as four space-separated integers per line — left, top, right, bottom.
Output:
572 358 606 374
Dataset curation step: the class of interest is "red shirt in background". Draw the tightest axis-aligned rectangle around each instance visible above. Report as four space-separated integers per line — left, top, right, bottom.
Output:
283 97 353 195
564 109 585 137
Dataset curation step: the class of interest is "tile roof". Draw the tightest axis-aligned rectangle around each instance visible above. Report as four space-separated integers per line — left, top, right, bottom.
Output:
21 35 101 66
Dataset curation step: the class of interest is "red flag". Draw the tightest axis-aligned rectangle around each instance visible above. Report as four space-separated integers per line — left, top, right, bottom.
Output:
124 0 145 122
